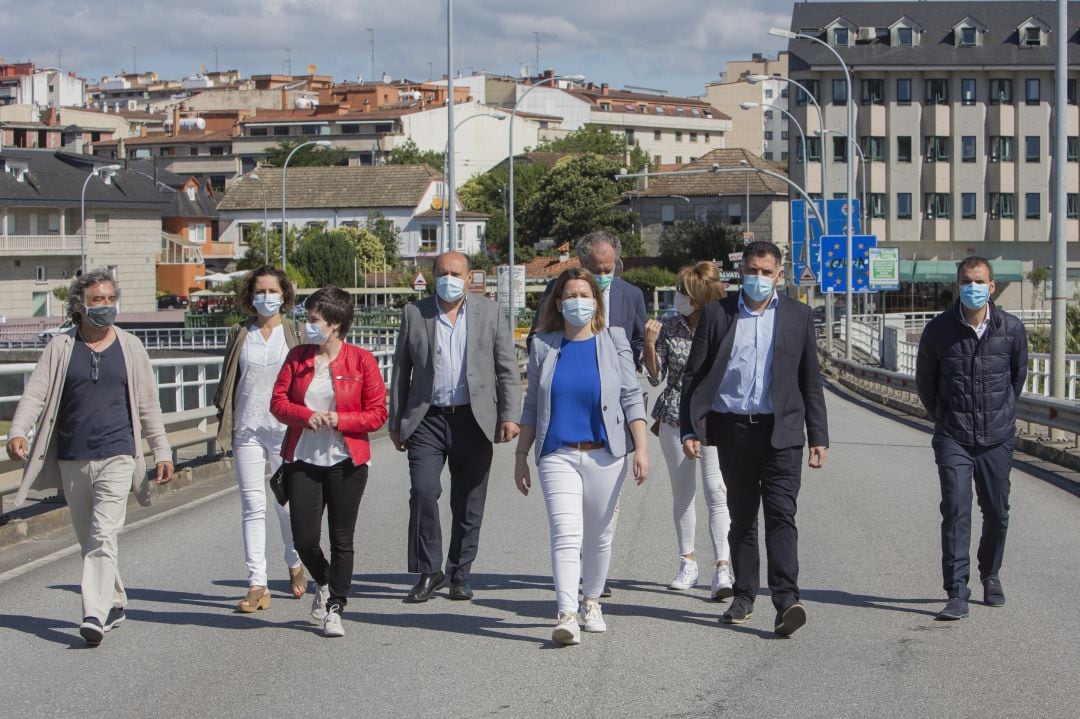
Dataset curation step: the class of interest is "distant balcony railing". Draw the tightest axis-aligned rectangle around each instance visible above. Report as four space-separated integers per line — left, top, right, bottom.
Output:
0 234 105 254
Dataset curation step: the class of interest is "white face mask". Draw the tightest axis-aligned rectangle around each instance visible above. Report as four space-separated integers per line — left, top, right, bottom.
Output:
304 321 330 345
674 291 695 317
253 293 282 317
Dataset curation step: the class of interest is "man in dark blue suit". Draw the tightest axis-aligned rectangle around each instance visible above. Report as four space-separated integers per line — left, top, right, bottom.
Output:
679 241 829 636
529 231 646 369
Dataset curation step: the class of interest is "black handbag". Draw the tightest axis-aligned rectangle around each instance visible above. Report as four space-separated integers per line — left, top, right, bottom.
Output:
268 464 288 506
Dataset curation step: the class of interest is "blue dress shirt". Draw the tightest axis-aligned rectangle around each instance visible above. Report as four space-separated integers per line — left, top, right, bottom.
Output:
711 291 778 415
432 299 470 406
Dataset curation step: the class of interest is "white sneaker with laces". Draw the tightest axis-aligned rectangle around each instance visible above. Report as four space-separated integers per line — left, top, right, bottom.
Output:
323 605 344 638
310 584 330 623
668 557 699 590
552 611 581 645
711 563 734 601
582 603 607 633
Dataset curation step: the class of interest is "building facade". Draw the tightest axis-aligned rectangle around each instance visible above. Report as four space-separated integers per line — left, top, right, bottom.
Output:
705 53 790 160
783 2 1080 306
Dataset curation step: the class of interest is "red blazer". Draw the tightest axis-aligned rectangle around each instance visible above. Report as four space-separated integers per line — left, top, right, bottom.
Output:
271 343 388 466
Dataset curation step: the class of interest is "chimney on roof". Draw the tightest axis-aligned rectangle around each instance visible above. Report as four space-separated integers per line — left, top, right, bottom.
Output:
752 53 764 62
172 106 180 136
600 83 609 96
543 69 555 80
280 86 288 110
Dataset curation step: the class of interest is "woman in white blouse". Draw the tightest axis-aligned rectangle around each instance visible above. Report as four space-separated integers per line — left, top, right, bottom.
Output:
214 266 306 613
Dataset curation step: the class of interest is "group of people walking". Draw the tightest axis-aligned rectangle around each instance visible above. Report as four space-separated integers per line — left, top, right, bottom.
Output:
5 231 1028 646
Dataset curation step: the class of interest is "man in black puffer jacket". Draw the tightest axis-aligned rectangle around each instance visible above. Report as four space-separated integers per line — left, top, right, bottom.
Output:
916 256 1027 622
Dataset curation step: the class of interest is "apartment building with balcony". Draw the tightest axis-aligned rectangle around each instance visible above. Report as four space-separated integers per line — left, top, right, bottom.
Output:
783 2 1080 305
705 53 790 160
0 149 167 317
0 63 86 108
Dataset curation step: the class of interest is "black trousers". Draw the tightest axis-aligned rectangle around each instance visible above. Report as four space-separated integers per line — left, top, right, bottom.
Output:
406 407 493 580
933 434 1013 600
708 412 803 613
287 459 368 609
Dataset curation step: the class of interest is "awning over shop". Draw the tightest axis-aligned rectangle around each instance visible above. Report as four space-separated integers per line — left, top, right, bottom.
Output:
909 259 1025 282
989 260 1024 282
911 260 958 282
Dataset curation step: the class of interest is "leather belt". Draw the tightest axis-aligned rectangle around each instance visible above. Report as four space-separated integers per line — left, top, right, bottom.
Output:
565 441 605 451
428 404 471 415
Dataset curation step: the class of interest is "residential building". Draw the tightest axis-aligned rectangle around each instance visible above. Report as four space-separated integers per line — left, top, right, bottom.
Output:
0 149 167 317
570 83 732 168
783 1 1080 306
0 63 86 108
0 107 116 151
92 130 241 192
705 52 791 160
87 71 183 112
622 148 790 256
215 165 488 262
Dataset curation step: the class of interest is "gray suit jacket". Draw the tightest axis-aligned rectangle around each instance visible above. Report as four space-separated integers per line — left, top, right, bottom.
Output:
679 294 829 450
390 294 521 443
520 326 647 463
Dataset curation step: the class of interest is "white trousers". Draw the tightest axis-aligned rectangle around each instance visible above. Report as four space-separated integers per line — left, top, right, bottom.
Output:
659 423 730 563
59 456 134 623
538 447 627 615
234 427 301 587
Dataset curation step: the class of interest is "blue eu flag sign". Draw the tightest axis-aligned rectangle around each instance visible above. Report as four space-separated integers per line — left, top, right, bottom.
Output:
820 235 877 294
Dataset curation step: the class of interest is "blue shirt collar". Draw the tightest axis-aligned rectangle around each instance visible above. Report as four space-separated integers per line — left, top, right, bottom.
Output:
737 290 779 316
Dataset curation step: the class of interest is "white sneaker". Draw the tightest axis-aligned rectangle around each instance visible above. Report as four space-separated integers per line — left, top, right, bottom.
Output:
323 605 344 638
582 603 607 633
310 584 330 623
552 611 581 645
711 564 734 601
668 557 699 590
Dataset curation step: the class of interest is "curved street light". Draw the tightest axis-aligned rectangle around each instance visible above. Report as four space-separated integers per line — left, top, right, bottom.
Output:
247 171 270 262
281 139 332 270
80 164 122 276
508 73 585 328
770 27 856 359
443 112 507 252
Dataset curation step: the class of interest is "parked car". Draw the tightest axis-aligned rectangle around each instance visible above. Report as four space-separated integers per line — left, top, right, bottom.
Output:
38 319 74 341
157 294 189 310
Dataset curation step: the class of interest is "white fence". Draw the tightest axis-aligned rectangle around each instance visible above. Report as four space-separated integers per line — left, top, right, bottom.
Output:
839 314 1080 400
0 325 403 351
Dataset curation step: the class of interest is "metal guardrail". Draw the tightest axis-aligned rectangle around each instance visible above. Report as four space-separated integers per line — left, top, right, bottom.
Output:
0 325 405 351
830 356 1080 437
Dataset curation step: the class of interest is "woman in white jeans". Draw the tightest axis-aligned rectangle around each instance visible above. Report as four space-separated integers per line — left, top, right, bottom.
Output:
514 267 649 646
213 266 305 612
643 261 733 600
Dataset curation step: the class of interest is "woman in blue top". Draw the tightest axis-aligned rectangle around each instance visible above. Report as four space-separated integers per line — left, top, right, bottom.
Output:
514 267 649 646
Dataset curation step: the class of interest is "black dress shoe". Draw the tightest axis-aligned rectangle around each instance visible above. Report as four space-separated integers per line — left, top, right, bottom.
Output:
935 597 970 620
406 571 445 603
982 577 1005 607
774 602 807 636
448 578 474 601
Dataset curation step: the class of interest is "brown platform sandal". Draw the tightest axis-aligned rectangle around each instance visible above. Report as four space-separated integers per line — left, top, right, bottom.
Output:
290 565 307 598
236 586 270 613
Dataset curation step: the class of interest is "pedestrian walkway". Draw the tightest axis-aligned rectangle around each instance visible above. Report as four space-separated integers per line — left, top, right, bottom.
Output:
0 385 1076 718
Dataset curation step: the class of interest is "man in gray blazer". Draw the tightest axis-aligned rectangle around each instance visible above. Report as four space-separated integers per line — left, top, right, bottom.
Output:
680 241 828 636
529 231 646 370
390 251 522 602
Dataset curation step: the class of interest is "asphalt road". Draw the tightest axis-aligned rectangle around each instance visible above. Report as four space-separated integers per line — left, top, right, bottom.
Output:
0 384 1077 719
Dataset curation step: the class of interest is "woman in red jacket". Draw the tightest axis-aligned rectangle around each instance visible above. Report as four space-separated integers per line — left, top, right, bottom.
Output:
271 286 387 638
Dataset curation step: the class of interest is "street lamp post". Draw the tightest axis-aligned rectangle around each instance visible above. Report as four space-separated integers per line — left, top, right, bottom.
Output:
738 159 751 239
771 27 856 359
80 164 122 275
442 112 506 252
281 140 332 270
248 171 269 263
508 73 584 328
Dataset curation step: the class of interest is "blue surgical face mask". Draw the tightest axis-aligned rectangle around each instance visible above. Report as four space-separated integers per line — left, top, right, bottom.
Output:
741 275 774 303
594 273 613 292
253 293 282 317
959 282 990 310
304 321 330 345
436 275 465 303
82 303 117 328
560 297 595 327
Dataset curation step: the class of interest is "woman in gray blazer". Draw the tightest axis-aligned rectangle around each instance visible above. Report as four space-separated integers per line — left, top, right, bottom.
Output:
513 267 649 646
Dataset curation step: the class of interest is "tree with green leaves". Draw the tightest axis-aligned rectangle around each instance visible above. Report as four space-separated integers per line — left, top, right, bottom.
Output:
658 221 739 271
523 154 641 254
365 212 400 268
387 138 444 172
264 139 349 167
1027 265 1050 308
620 266 678 298
290 230 357 288
535 125 651 170
458 160 548 260
335 226 389 274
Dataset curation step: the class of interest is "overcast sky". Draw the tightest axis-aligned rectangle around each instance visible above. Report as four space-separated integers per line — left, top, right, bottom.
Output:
1 0 796 99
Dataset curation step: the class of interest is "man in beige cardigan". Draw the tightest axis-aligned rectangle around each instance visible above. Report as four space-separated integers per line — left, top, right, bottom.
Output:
5 269 173 647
